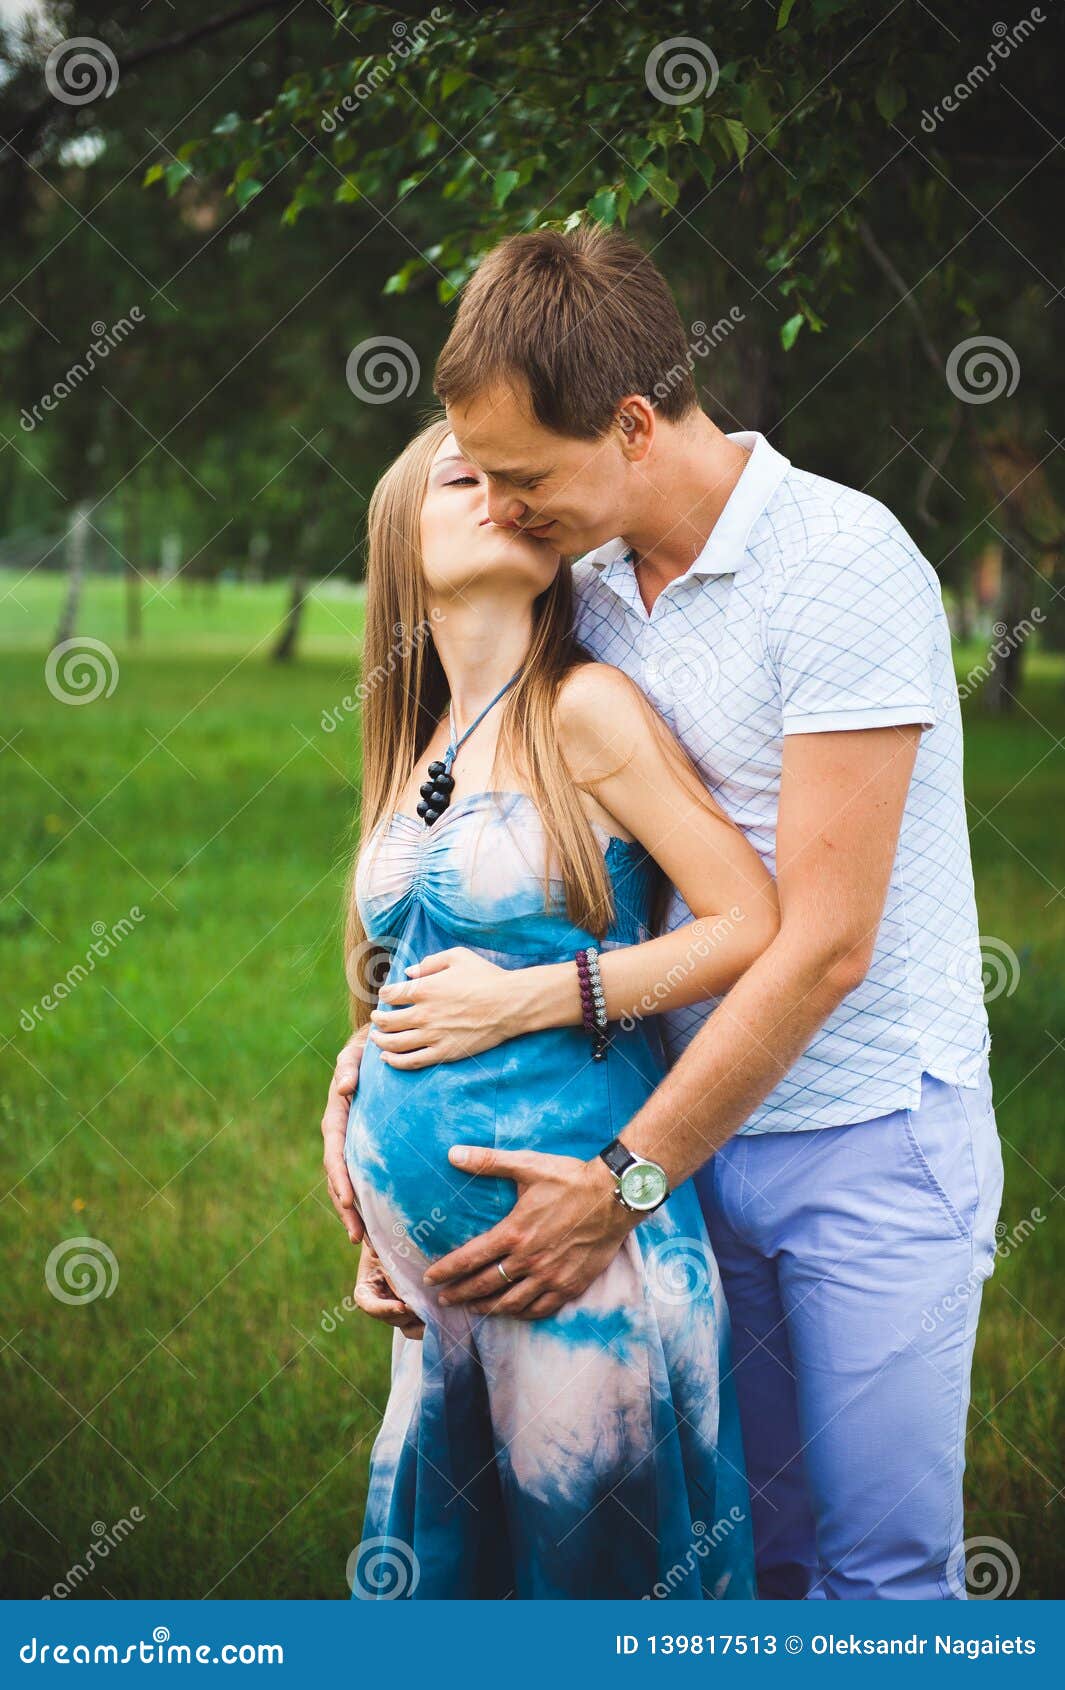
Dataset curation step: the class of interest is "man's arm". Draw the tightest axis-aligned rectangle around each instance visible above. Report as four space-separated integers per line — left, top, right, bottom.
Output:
616 722 921 1179
423 723 922 1318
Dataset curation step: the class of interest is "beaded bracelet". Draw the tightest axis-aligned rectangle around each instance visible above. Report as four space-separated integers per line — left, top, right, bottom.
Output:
575 946 610 1061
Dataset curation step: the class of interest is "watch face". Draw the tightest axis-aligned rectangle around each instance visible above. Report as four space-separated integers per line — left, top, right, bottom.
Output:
619 1160 668 1211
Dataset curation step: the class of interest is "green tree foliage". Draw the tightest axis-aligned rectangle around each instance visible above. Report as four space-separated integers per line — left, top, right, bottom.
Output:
2 1 1061 686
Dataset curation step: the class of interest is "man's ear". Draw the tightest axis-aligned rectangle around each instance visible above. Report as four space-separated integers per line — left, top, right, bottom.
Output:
614 394 655 464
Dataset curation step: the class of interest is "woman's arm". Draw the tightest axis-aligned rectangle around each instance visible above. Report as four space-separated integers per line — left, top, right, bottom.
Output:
515 662 779 1032
368 665 779 1068
322 1024 370 1242
353 1237 425 1341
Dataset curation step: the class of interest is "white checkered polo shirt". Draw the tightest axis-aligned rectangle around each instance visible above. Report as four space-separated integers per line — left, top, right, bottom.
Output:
573 431 991 1133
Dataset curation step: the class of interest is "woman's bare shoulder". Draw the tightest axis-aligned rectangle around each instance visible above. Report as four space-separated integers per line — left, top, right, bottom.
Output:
554 661 656 777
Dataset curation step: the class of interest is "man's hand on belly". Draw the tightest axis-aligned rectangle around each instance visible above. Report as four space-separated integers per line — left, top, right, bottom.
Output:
423 1147 638 1318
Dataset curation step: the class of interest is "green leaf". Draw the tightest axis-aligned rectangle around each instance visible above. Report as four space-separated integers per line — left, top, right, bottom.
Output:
442 154 478 201
875 76 906 124
234 176 263 208
587 187 618 226
584 82 616 112
440 69 468 100
383 257 426 295
692 151 716 192
164 160 193 196
721 118 749 162
642 165 678 210
681 107 705 145
440 260 474 303
741 82 774 135
142 162 165 188
333 176 360 204
780 312 804 351
414 123 440 160
777 0 797 27
622 163 650 204
627 135 655 168
493 168 520 209
212 111 242 137
465 86 496 120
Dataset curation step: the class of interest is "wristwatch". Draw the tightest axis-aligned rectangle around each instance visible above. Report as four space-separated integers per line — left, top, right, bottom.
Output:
599 1137 670 1213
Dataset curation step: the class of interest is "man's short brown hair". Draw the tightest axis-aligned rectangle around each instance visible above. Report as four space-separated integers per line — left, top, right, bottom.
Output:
434 223 698 438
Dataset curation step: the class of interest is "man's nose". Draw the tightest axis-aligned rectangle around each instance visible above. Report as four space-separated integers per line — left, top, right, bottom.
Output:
485 483 527 527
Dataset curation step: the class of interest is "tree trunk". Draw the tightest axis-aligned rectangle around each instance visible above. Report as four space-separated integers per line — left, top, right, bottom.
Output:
124 487 143 644
54 501 90 646
0 427 18 535
982 526 1031 716
272 570 309 663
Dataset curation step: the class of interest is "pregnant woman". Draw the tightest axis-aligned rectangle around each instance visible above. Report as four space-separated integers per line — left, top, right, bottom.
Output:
341 418 778 1601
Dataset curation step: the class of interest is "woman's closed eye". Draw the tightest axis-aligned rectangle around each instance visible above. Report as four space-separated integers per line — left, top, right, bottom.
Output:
446 475 479 487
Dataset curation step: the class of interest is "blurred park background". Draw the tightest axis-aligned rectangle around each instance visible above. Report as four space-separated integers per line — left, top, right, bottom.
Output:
1 0 1062 1599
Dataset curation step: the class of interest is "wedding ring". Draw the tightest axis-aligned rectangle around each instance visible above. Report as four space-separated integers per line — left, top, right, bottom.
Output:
496 1261 514 1285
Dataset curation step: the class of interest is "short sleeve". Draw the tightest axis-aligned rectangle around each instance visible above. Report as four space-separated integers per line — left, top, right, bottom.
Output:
766 522 940 735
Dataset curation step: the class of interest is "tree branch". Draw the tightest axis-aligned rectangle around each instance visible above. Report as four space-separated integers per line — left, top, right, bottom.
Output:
1 0 297 154
858 217 1064 555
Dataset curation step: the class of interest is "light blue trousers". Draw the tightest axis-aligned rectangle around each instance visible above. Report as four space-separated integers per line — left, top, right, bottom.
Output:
695 1064 1004 1600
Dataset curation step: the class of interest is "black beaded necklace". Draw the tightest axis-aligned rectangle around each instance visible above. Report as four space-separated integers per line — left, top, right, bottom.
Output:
417 668 523 827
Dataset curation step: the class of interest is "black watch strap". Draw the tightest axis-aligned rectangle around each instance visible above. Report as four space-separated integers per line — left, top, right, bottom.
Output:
599 1137 634 1178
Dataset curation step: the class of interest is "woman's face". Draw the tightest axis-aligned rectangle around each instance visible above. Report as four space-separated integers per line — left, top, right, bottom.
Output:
418 433 561 599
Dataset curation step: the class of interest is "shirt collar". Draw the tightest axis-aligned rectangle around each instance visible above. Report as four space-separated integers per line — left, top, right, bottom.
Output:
580 431 791 583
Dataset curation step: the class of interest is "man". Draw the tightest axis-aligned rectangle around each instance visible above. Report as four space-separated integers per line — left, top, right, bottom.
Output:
322 225 1003 1599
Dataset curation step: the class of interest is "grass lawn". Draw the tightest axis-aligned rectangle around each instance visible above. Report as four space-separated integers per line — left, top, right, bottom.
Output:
1 568 1062 1599
0 565 367 658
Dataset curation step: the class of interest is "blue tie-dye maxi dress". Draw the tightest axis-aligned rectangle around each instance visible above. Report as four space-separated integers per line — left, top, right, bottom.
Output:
345 790 756 1600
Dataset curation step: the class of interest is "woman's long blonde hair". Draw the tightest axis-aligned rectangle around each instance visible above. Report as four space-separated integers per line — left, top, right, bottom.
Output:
342 416 621 1029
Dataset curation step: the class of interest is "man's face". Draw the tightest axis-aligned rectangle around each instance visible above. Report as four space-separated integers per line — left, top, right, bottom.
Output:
446 384 634 558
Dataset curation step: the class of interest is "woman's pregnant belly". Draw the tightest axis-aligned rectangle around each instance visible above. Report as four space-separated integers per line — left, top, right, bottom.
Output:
345 1018 668 1264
